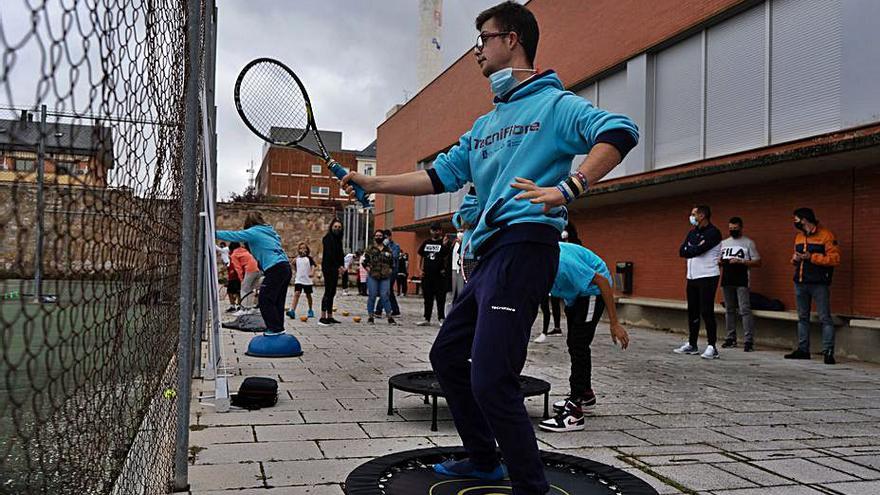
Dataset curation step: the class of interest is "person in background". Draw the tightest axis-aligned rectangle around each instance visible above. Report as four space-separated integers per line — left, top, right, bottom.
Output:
342 251 355 296
374 229 401 317
320 219 345 325
224 242 241 313
534 232 565 344
231 242 261 314
356 249 368 296
216 212 291 335
397 252 409 296
363 229 396 325
216 242 230 266
674 205 722 359
450 229 465 301
784 207 841 365
539 242 629 432
416 222 451 326
719 217 761 352
287 242 316 321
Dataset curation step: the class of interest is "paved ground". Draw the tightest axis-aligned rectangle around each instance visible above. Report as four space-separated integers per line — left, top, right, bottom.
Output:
188 288 880 494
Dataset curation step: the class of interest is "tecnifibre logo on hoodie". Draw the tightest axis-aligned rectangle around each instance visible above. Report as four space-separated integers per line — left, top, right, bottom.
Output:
491 305 516 312
471 122 541 151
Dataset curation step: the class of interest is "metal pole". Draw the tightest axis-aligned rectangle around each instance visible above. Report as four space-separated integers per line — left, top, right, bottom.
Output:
33 105 47 302
173 0 202 490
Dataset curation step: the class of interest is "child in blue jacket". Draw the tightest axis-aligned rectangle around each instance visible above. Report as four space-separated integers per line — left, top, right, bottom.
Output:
217 212 291 335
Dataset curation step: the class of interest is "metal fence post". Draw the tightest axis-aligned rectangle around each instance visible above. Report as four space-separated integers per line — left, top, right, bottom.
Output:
33 105 47 301
172 0 203 490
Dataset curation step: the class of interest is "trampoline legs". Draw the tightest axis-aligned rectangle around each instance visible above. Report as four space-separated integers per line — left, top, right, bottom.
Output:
543 391 549 419
387 384 394 416
431 395 438 432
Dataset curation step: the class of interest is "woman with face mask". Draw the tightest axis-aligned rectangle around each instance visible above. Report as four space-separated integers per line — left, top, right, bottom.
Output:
319 219 345 326
362 229 396 325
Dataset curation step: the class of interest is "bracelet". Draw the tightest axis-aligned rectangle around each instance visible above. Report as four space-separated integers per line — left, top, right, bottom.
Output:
555 183 573 203
564 176 584 197
573 171 589 192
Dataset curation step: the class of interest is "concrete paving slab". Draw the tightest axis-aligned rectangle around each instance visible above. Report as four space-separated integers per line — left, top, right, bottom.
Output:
751 458 858 483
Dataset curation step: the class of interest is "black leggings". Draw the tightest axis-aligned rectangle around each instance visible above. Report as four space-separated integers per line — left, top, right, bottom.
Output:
540 295 561 333
259 262 292 333
686 276 719 347
422 275 447 321
565 295 605 398
322 266 339 313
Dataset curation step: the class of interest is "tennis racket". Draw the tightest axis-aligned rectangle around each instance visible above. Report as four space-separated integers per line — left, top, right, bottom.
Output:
234 58 370 207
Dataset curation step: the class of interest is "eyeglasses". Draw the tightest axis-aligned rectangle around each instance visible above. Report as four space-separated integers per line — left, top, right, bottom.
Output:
475 31 512 50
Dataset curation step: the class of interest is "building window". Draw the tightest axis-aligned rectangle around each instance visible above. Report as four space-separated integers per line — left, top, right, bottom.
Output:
311 186 329 196
364 166 373 176
56 161 74 175
311 164 323 174
15 159 35 172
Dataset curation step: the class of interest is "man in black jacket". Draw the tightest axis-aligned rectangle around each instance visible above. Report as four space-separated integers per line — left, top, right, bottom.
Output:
320 219 345 325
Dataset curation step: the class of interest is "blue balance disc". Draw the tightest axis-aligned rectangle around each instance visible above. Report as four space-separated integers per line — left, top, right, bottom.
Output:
246 332 303 357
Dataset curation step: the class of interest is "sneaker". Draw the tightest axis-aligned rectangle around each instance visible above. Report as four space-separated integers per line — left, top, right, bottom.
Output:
784 349 811 360
743 342 754 352
307 309 314 318
673 343 700 354
327 317 342 324
342 290 350 296
317 318 330 326
225 305 238 313
286 309 296 319
232 309 248 317
539 400 585 432
433 458 507 480
553 392 596 414
387 317 397 325
416 320 433 327
546 328 562 336
824 351 836 365
701 345 719 359
533 333 547 343
721 339 737 348
367 316 375 324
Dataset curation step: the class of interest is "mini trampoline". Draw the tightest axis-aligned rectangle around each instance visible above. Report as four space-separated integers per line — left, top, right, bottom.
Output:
387 371 550 431
344 446 658 495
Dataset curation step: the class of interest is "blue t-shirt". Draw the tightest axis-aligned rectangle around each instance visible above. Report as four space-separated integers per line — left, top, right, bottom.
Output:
550 242 612 306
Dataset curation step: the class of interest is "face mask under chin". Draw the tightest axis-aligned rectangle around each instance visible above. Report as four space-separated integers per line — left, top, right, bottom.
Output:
489 67 537 97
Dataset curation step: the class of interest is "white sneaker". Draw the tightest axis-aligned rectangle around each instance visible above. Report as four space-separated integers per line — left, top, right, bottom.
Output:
673 343 700 354
701 345 720 359
232 309 248 317
416 320 433 327
533 333 547 343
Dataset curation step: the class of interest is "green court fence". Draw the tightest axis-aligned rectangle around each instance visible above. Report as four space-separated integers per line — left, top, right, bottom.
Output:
0 0 216 492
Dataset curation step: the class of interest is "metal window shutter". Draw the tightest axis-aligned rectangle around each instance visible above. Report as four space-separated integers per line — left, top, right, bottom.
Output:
654 33 703 169
770 0 842 144
570 77 630 180
706 4 766 158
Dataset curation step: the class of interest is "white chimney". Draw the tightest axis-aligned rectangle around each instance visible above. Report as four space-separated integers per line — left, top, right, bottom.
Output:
417 0 443 90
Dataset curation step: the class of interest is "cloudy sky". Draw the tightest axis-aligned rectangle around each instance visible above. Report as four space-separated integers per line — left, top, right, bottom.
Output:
215 0 500 198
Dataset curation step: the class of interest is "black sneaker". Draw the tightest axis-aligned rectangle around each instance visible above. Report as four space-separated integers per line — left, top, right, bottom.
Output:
327 318 342 324
824 351 836 365
546 327 563 336
391 312 401 317
784 349 810 359
367 316 375 324
721 339 737 349
553 391 596 413
743 342 754 352
317 318 330 326
387 317 397 325
539 400 585 432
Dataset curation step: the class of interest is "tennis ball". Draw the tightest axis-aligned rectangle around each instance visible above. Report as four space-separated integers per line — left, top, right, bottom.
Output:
342 311 350 316
352 316 361 323
299 316 308 322
163 388 177 399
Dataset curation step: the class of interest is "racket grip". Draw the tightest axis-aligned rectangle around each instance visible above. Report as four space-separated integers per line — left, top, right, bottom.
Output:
328 161 371 208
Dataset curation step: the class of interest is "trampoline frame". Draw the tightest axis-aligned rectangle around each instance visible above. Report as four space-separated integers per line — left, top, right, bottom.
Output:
387 371 551 431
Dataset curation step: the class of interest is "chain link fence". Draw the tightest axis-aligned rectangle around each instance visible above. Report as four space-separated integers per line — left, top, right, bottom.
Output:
0 0 212 493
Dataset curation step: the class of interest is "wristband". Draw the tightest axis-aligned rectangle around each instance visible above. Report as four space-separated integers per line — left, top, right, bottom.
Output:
573 171 589 193
565 176 584 197
555 183 573 203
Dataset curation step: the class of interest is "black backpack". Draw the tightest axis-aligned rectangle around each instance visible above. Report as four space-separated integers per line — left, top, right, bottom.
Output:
231 377 278 410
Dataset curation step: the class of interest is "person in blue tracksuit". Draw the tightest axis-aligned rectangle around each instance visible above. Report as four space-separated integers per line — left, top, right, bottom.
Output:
341 3 638 493
216 211 291 335
538 242 629 433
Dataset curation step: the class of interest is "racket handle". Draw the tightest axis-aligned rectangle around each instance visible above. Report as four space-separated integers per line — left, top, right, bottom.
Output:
328 161 371 208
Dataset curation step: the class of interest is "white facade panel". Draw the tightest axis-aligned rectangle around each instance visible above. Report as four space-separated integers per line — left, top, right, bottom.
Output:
654 33 703 168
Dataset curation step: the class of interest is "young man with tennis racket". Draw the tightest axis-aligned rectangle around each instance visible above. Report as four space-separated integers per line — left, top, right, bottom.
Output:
342 2 638 493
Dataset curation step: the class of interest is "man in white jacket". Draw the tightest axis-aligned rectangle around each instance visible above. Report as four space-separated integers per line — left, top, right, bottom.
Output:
675 205 723 359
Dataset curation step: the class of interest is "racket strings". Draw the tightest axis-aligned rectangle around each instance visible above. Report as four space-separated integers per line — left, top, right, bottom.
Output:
237 61 310 143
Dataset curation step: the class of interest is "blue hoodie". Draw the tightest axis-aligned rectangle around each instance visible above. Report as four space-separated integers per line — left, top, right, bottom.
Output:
216 224 289 271
451 192 481 260
428 71 638 256
551 242 612 307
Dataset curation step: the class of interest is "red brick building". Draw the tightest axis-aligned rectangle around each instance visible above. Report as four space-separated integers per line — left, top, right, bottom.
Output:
256 128 375 209
375 0 880 357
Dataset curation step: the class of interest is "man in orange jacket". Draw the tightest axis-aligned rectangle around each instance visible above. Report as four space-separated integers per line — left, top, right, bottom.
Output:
784 207 840 364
